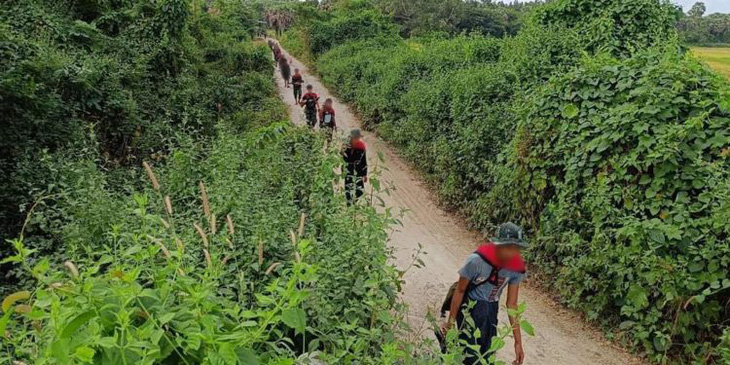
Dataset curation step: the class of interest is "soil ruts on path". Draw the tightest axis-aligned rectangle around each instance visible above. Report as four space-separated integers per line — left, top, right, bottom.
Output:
270 39 643 365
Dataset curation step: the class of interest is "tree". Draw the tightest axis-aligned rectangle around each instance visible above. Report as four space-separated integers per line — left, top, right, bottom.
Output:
688 2 706 18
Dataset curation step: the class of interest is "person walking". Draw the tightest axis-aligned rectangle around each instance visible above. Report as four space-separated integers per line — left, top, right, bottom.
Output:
319 98 336 136
342 129 368 205
299 85 319 128
291 68 304 104
279 57 291 88
441 222 528 365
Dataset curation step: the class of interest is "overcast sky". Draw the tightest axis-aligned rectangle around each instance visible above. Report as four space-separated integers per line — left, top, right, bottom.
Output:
673 0 730 14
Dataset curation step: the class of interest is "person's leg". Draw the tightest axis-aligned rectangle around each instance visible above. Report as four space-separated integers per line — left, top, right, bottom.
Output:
458 301 497 364
355 176 365 202
345 174 354 205
473 301 499 363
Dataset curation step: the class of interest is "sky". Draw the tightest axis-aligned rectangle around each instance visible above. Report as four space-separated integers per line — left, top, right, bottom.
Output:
673 0 730 14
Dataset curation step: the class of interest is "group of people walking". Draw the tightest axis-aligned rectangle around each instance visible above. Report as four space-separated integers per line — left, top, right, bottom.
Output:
267 39 527 365
268 39 364 206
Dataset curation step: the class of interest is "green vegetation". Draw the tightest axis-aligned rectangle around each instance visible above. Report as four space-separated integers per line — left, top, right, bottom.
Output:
678 2 730 45
693 46 730 78
283 0 730 362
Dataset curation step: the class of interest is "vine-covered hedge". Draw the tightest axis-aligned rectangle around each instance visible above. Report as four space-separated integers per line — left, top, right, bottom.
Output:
510 50 730 358
286 0 730 361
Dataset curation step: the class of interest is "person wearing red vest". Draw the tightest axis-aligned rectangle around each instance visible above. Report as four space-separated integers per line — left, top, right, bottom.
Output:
299 84 319 128
442 222 528 365
319 98 336 133
342 129 367 205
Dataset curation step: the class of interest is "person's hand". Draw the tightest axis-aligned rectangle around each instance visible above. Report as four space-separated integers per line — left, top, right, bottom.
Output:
513 342 525 365
440 318 454 335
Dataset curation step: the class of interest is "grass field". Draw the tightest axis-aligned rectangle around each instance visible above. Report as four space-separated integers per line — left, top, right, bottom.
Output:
692 47 730 78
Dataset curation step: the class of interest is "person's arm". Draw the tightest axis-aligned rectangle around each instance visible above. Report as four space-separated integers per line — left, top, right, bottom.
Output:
442 276 469 333
506 284 525 365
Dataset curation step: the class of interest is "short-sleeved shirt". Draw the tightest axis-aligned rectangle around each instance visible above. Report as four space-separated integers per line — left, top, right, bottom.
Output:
458 253 525 302
292 74 303 88
302 92 319 112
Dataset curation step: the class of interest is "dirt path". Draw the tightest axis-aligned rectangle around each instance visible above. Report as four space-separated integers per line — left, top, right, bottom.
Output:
271 42 643 365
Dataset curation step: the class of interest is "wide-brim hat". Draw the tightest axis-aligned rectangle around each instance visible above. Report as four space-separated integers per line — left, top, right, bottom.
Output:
491 222 528 248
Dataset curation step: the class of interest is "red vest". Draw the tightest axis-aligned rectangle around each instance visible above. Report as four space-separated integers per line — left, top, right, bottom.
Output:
474 243 525 284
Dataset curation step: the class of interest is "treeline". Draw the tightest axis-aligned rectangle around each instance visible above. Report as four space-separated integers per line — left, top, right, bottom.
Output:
678 2 730 45
282 0 730 363
0 0 420 363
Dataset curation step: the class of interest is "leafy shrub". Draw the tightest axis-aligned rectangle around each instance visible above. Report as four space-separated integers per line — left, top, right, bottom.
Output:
498 49 730 361
0 0 273 288
0 123 404 363
532 0 682 57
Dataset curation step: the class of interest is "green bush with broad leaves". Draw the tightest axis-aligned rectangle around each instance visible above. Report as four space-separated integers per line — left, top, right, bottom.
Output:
499 49 730 362
0 0 278 290
531 0 683 58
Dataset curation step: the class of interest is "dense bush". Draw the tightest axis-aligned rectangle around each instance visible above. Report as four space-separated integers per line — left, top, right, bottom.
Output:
289 0 730 361
503 50 730 361
532 0 683 57
0 121 408 363
0 0 275 290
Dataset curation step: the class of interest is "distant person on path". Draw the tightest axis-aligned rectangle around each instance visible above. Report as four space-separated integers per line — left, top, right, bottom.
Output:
273 44 282 63
292 68 304 104
319 98 336 134
342 129 368 205
299 84 319 128
441 223 528 365
279 57 291 88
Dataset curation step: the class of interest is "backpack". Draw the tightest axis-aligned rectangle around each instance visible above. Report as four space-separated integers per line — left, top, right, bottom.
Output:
321 110 334 127
439 244 525 318
439 256 490 318
304 95 317 111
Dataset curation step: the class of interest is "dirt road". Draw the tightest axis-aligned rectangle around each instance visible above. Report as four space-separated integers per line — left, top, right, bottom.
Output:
272 42 643 365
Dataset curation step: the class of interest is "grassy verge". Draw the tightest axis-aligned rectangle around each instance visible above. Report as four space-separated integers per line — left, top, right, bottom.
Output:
692 46 730 78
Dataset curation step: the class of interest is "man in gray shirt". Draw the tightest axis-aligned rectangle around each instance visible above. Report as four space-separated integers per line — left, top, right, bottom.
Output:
441 222 528 364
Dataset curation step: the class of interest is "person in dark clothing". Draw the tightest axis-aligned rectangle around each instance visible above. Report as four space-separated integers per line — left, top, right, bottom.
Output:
291 69 303 104
273 44 282 63
441 223 528 365
279 57 291 88
319 98 336 134
343 129 368 205
299 85 319 128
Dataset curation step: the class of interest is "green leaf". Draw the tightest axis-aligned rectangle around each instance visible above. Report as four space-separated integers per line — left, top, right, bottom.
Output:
627 285 649 309
561 104 579 119
647 229 665 244
488 336 505 352
0 309 13 337
520 320 535 336
74 346 95 363
281 308 306 334
619 321 635 330
61 311 96 339
158 312 175 324
236 347 259 364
